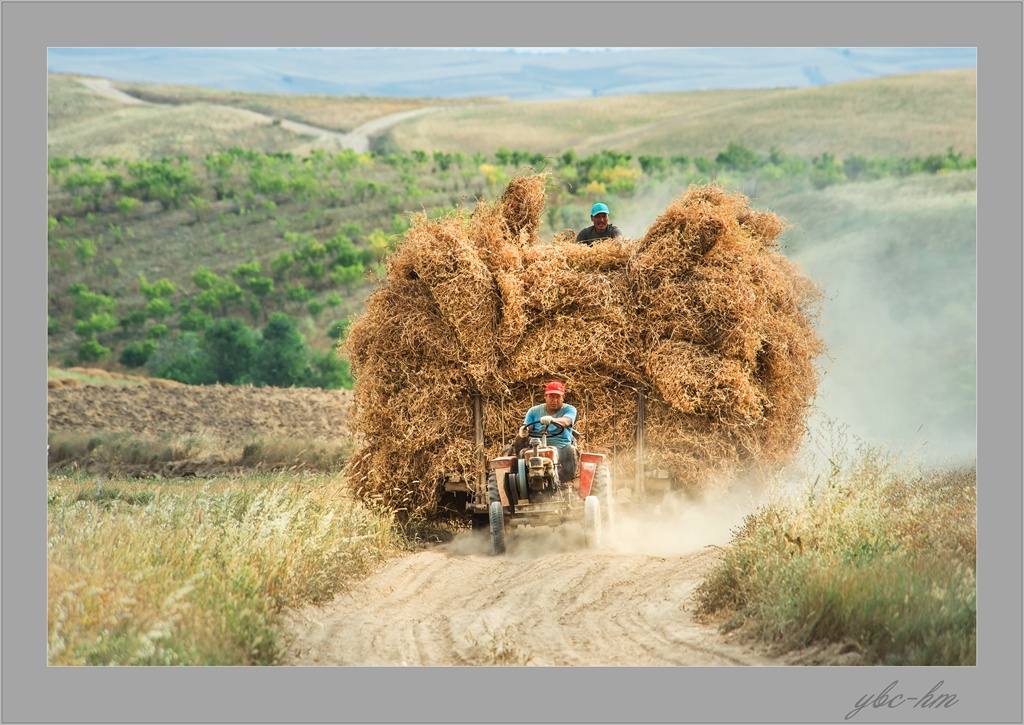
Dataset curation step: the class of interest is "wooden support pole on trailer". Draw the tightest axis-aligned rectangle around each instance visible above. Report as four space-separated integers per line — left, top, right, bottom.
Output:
473 392 486 495
636 388 646 502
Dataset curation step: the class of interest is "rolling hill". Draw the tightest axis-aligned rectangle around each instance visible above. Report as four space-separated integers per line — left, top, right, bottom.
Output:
48 69 975 161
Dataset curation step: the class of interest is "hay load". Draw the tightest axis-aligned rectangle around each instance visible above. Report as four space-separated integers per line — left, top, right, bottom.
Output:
343 175 824 517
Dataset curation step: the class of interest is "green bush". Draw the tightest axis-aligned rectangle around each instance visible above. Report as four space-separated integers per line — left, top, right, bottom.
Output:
77 339 111 362
255 313 308 388
203 317 260 384
305 349 354 390
145 298 173 321
179 310 214 332
119 340 158 368
145 333 214 385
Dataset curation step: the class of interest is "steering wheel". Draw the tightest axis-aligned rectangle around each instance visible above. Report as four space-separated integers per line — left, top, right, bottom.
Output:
525 419 565 437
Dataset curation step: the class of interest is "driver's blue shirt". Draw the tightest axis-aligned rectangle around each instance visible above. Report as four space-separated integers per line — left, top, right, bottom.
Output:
523 403 577 448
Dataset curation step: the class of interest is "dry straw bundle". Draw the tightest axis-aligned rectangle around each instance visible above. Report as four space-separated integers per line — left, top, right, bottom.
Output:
343 174 824 517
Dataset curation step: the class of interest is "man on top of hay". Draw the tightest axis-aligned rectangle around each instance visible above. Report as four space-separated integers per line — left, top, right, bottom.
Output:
576 202 623 244
513 380 579 486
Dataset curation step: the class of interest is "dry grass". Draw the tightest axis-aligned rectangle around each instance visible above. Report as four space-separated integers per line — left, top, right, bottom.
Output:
388 69 976 159
48 75 130 131
694 428 977 665
47 101 305 161
343 175 825 517
47 471 409 665
110 79 490 133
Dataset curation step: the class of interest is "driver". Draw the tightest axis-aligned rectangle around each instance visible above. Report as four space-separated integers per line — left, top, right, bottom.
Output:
514 380 579 483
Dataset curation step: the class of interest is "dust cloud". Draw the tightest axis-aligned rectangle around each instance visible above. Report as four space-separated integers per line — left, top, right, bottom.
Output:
605 172 977 468
445 476 768 560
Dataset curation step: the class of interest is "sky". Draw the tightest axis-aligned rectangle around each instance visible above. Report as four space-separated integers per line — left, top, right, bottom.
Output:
46 46 977 101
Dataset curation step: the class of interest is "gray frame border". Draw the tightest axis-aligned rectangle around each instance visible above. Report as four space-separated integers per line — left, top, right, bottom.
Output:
4 2 1020 723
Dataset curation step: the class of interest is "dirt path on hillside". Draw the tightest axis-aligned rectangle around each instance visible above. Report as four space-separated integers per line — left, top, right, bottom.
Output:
287 521 781 667
74 77 444 153
76 77 152 105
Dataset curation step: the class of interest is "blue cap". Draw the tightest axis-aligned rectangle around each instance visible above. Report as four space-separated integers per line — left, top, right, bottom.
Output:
590 202 610 216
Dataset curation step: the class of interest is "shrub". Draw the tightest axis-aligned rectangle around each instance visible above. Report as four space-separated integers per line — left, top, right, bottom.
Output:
146 333 214 385
305 349 355 390
74 313 118 339
119 340 158 368
203 317 260 384
146 324 170 340
77 339 110 362
255 313 308 388
138 276 176 301
715 142 760 171
179 310 214 332
144 298 173 321
694 444 976 666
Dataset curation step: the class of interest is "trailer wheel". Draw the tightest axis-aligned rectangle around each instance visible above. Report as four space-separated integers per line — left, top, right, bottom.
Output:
583 495 602 549
489 501 506 555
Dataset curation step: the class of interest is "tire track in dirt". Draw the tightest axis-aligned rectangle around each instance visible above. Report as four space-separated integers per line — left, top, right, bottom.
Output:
286 526 778 667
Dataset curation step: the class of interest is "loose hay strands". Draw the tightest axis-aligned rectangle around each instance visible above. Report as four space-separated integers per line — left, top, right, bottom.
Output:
497 173 549 246
343 175 824 518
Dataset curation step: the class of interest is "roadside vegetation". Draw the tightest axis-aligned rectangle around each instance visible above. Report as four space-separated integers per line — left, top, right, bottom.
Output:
694 426 976 665
46 470 453 665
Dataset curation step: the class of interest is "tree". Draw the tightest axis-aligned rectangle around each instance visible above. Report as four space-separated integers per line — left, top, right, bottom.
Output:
74 313 117 339
179 309 213 332
203 317 260 384
68 284 116 320
305 349 355 390
638 155 667 174
145 298 173 321
146 333 215 385
256 313 308 387
715 142 759 171
119 340 158 368
77 339 111 363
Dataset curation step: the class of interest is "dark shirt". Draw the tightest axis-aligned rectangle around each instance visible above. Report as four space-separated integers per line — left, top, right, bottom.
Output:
576 224 623 244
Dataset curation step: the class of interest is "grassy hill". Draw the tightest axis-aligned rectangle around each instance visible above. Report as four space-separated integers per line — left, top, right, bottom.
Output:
383 69 976 158
48 69 975 162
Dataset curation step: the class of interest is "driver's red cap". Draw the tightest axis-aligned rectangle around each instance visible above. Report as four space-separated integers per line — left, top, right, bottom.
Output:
544 381 566 395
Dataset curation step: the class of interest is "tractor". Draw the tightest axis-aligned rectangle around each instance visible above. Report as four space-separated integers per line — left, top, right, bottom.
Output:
467 417 614 555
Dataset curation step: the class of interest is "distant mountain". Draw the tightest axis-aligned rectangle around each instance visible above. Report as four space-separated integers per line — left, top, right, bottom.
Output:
46 47 976 101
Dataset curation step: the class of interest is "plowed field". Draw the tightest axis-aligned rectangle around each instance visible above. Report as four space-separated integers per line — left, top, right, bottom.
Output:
47 370 353 477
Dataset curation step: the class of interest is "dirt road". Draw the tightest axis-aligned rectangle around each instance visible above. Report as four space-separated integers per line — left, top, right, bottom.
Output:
74 77 444 153
287 513 777 667
47 369 783 666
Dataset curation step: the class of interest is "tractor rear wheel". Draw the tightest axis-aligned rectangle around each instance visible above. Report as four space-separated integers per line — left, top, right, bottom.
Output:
590 463 615 534
583 495 602 549
489 501 506 555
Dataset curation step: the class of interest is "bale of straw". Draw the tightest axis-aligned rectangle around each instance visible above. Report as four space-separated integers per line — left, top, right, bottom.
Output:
342 176 824 517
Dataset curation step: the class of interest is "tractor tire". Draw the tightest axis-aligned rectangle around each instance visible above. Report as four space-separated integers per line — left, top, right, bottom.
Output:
583 495 602 549
473 471 504 532
487 471 501 505
489 501 506 555
590 463 615 532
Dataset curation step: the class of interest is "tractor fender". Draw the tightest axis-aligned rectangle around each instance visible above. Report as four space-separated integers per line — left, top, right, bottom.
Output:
578 452 606 498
